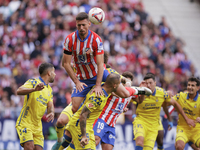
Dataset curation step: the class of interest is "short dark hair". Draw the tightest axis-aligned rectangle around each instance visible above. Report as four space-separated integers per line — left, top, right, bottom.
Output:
144 73 155 81
122 71 134 81
105 73 121 86
188 76 200 86
39 62 54 76
76 12 89 21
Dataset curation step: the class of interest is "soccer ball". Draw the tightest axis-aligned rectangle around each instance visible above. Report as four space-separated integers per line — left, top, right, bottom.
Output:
88 7 105 25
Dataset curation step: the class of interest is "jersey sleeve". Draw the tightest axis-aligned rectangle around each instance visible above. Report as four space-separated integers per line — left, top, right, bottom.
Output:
132 100 137 105
173 93 180 101
163 90 171 102
85 95 103 112
95 36 104 55
63 36 72 53
23 79 37 88
106 68 123 79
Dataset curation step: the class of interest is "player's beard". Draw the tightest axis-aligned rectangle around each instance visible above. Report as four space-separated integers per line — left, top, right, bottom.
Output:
49 77 54 83
79 30 86 36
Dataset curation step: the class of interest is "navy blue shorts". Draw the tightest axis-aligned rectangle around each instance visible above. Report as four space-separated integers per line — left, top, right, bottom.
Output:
71 69 110 98
93 118 115 146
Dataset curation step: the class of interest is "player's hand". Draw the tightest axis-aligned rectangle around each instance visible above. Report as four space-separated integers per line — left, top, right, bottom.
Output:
75 81 87 93
195 117 200 123
91 85 104 97
168 121 173 131
139 81 147 87
34 83 44 91
123 107 129 113
186 118 196 127
46 112 54 123
80 136 88 147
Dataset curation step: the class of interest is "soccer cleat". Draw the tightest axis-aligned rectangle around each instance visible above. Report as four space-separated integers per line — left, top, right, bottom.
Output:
51 141 62 150
132 86 152 95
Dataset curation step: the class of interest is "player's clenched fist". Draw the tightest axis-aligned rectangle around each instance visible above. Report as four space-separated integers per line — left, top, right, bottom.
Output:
80 136 88 147
34 83 44 91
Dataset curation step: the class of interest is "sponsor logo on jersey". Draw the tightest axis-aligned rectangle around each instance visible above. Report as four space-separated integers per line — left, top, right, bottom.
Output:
85 48 92 54
97 129 101 133
88 103 94 108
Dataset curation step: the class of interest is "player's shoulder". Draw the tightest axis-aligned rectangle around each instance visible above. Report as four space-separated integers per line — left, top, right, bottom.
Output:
65 32 76 40
155 86 165 94
25 78 38 84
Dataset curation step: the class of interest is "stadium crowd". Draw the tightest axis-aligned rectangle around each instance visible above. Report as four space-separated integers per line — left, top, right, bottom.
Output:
0 0 199 120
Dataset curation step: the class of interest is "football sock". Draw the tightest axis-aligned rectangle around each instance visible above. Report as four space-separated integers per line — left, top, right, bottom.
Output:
125 87 137 96
157 145 164 150
56 126 65 142
135 146 143 150
61 134 72 148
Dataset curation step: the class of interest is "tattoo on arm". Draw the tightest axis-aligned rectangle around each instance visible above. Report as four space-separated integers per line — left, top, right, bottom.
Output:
80 106 91 136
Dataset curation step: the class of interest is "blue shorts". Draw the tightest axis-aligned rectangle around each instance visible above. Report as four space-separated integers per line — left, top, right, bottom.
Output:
93 118 115 146
71 69 110 97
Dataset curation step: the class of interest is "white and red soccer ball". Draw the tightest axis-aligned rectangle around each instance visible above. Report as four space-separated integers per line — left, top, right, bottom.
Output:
88 7 105 25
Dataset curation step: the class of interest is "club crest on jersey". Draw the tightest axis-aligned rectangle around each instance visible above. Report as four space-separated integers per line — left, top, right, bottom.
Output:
85 48 92 54
88 103 94 108
156 98 158 102
194 103 197 108
97 129 101 133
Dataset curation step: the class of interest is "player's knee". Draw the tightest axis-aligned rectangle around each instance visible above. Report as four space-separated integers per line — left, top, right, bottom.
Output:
136 137 144 147
24 142 34 150
95 136 101 146
56 117 67 127
175 142 184 150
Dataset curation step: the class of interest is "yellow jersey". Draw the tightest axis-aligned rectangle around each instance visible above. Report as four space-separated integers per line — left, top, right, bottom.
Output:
106 67 123 78
68 86 110 128
16 77 53 131
135 86 171 126
173 92 200 128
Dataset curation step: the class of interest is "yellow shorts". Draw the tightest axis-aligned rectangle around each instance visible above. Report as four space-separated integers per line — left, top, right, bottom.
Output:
16 125 44 148
133 120 158 149
158 118 163 131
61 103 73 121
66 124 95 150
176 126 200 147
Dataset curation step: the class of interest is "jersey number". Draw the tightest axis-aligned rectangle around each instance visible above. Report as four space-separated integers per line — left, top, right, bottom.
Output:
97 122 104 129
20 128 27 135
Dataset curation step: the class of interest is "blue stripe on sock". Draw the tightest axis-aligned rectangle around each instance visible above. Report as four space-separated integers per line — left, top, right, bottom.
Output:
64 134 72 142
158 145 163 149
135 145 143 150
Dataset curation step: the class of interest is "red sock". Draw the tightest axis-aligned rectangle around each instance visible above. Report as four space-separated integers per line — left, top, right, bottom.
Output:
125 87 136 96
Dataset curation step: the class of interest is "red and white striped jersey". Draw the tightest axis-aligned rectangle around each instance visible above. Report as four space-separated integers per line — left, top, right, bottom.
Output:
99 95 136 127
63 30 104 80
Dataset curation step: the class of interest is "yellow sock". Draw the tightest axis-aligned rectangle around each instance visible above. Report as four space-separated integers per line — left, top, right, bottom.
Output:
56 126 65 142
58 145 65 150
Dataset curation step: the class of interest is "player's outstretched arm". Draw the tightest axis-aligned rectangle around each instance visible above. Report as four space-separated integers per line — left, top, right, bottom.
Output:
62 54 87 93
17 82 44 95
46 101 54 123
162 102 173 130
169 98 196 127
79 106 91 147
